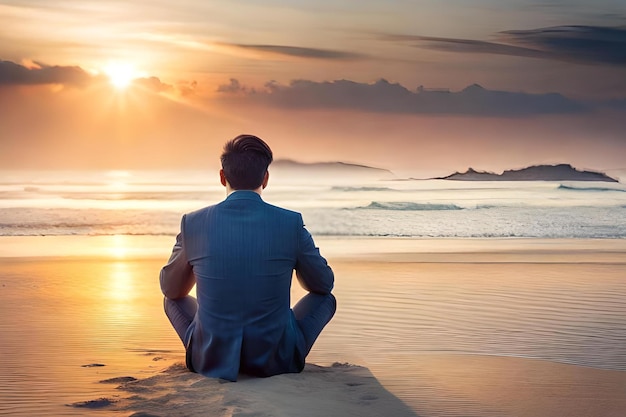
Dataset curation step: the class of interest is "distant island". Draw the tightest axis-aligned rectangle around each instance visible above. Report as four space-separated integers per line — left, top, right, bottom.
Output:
436 164 618 182
272 159 394 179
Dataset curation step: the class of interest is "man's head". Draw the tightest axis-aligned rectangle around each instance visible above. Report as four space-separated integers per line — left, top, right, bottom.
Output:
220 134 273 191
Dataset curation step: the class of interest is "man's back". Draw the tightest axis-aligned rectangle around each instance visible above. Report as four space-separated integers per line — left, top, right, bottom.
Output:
180 191 333 380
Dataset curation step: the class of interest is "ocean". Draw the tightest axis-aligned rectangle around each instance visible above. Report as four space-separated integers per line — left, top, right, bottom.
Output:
1 168 625 239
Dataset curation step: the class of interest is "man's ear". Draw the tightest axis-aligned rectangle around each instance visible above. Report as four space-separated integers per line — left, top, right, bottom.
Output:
262 171 269 189
219 169 227 187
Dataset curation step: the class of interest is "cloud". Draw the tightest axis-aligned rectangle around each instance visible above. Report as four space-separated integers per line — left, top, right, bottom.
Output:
176 80 198 97
387 25 626 66
221 43 364 60
133 76 201 97
0 59 196 96
604 98 626 110
217 78 247 93
384 34 548 59
134 76 173 93
0 59 94 87
217 78 587 117
501 25 626 65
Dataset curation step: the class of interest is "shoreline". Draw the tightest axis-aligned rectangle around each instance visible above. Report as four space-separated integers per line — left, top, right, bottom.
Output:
2 235 626 260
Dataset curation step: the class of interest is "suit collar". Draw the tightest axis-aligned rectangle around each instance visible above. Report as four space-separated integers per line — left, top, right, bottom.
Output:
225 190 263 202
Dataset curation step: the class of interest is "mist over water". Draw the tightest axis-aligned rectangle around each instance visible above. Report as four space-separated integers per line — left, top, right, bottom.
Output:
1 169 625 238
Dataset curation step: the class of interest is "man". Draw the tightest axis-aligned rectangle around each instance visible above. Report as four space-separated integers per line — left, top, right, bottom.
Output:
160 134 336 382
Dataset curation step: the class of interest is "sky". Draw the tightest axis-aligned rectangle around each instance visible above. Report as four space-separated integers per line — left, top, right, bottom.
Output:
0 0 625 175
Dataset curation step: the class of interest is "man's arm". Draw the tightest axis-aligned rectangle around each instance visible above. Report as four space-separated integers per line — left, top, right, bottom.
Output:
295 217 334 294
160 216 196 299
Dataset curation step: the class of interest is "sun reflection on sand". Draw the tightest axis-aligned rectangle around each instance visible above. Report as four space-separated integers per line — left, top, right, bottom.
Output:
94 260 146 346
108 261 135 301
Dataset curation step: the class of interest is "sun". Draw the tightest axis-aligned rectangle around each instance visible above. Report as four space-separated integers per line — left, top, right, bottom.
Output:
103 62 138 90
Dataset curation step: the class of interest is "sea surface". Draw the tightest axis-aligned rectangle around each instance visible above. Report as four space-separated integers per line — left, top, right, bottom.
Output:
1 168 626 238
1 169 626 416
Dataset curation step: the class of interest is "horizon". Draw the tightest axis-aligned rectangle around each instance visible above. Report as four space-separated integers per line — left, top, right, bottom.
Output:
2 160 625 183
1 1 625 172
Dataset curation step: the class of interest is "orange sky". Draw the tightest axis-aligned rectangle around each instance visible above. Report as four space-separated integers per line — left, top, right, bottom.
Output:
1 1 625 174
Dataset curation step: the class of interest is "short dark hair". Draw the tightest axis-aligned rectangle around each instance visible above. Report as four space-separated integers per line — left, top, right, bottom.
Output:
220 134 273 190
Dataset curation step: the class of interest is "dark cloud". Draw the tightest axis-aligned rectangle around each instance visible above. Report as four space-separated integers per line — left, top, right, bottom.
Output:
604 98 626 110
0 59 93 87
217 78 246 93
384 34 548 59
501 25 626 65
224 43 364 60
386 25 626 66
217 78 587 116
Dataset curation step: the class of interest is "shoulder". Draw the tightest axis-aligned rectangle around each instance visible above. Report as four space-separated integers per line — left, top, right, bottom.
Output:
183 196 302 223
187 204 217 216
262 201 302 220
184 203 218 223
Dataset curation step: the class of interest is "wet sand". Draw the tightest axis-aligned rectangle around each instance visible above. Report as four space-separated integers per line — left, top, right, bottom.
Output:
1 236 625 416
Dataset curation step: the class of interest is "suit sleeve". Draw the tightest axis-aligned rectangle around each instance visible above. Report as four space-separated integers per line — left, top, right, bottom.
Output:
160 215 196 299
295 215 334 294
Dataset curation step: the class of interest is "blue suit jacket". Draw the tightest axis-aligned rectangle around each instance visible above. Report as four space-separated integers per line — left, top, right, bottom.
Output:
160 191 334 381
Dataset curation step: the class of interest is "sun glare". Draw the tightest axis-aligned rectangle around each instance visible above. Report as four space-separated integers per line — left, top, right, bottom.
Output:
108 234 131 259
104 62 137 90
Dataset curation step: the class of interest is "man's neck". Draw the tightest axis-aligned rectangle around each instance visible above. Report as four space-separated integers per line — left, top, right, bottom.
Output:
226 186 263 196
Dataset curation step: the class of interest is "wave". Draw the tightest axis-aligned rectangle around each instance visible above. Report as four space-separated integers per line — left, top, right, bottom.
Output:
356 201 464 211
558 185 626 193
57 192 210 201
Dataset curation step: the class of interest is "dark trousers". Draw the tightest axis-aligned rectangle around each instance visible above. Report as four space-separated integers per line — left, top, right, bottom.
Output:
164 292 336 359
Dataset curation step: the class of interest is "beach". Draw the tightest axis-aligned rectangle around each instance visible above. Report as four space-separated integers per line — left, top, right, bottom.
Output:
3 0 626 413
1 235 626 416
